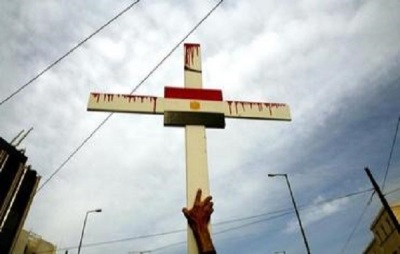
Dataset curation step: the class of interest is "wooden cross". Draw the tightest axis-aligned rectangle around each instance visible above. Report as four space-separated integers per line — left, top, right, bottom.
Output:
87 43 291 254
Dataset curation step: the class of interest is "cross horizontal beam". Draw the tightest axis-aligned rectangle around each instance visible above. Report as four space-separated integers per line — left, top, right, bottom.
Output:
87 92 291 121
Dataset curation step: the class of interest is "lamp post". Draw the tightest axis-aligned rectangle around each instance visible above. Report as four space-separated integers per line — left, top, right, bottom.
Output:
77 208 102 254
268 174 311 254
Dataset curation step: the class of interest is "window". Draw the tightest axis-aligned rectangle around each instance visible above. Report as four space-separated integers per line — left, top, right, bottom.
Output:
381 224 388 237
0 151 7 173
386 217 393 230
375 229 383 243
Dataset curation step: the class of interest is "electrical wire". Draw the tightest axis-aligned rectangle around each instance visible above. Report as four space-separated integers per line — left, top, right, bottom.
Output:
382 116 400 191
213 188 373 227
147 210 295 253
354 116 399 216
35 187 370 253
213 207 293 226
46 208 292 253
213 210 294 236
0 0 142 107
36 0 224 193
54 228 185 252
149 240 186 253
339 191 374 254
155 187 374 253
384 186 400 197
299 188 374 210
150 188 374 253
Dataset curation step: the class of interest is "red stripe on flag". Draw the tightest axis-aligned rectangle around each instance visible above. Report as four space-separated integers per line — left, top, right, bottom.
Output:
164 87 223 101
184 43 200 47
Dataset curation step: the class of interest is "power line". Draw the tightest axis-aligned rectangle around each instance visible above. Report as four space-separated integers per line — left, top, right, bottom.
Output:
149 240 186 253
214 210 294 236
299 188 373 210
55 228 185 252
0 0 142 107
214 207 293 226
339 178 400 253
37 0 224 192
47 208 291 252
145 210 296 253
37 187 370 253
339 191 374 254
150 189 374 253
382 116 400 191
384 186 400 196
213 188 373 227
37 114 112 192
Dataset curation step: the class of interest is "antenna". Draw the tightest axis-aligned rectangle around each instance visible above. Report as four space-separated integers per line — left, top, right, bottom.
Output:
10 130 24 145
12 127 33 147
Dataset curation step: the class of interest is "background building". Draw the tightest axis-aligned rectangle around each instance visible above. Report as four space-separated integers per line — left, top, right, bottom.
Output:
0 135 41 254
364 204 400 254
12 229 56 254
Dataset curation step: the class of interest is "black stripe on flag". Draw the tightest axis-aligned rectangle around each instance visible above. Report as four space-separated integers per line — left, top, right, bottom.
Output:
164 111 225 129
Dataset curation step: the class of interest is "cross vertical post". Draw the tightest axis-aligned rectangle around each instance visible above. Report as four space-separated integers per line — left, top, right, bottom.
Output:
183 44 210 254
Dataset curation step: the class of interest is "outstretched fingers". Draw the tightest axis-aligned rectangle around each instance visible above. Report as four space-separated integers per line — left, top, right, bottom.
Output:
204 200 214 214
185 189 214 214
194 188 202 205
203 195 212 204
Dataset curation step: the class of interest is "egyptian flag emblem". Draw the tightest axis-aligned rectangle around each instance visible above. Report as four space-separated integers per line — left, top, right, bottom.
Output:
163 87 226 128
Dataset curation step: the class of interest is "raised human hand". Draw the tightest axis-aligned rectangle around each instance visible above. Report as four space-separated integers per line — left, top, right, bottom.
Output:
182 189 216 254
183 189 214 229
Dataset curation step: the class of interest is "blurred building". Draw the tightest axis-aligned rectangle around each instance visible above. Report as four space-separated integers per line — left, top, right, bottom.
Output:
364 204 400 254
0 135 41 254
12 229 56 254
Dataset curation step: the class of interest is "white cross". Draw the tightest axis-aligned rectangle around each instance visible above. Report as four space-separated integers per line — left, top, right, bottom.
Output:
87 43 291 254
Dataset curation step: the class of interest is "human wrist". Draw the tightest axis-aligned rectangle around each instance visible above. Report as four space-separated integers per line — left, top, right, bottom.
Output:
192 224 215 253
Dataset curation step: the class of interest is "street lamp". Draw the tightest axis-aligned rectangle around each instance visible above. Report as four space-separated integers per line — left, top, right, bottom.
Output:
77 208 102 254
268 173 311 254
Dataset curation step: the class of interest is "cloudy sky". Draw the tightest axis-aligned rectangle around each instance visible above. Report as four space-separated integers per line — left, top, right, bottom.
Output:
1 0 400 253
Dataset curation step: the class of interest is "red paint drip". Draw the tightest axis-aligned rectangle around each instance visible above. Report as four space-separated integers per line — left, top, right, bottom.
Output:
240 102 245 111
103 94 114 102
121 95 158 110
185 44 200 67
92 93 100 103
226 100 286 116
234 102 239 114
264 103 272 115
263 103 285 115
227 101 233 115
152 97 158 113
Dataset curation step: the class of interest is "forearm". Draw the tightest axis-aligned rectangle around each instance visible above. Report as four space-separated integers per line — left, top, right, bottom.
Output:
191 225 216 254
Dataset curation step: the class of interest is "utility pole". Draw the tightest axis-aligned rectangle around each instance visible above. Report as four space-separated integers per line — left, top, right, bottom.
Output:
268 174 311 254
364 167 400 233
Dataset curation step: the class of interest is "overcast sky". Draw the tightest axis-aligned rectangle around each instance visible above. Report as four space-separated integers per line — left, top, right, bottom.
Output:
1 0 400 253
